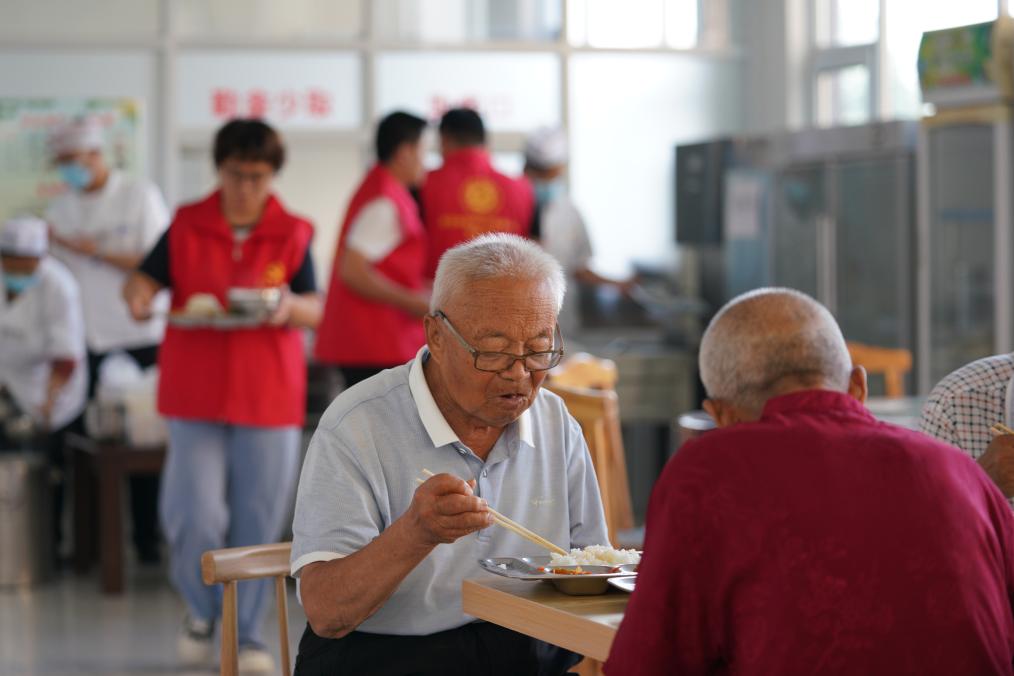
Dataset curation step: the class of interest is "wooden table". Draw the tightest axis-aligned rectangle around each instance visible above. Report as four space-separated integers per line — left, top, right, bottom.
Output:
462 576 628 663
67 433 165 594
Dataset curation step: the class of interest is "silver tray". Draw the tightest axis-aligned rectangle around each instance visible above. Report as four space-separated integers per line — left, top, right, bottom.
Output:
607 575 636 593
478 557 637 596
168 313 266 330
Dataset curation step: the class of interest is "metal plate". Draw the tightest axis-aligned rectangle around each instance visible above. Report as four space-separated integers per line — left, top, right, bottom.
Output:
168 313 266 330
478 557 637 596
607 575 636 593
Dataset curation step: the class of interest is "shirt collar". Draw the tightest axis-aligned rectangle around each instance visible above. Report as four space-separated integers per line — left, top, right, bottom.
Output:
760 389 874 422
444 147 491 171
408 346 535 449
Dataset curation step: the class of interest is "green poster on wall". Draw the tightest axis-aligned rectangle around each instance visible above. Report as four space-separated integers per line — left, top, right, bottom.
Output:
0 98 144 223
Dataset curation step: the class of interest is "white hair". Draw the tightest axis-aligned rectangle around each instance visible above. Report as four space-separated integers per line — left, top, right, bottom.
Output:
699 287 851 412
430 233 565 314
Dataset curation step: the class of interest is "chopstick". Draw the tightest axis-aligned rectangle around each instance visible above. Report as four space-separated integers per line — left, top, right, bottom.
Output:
991 422 1014 437
418 468 569 556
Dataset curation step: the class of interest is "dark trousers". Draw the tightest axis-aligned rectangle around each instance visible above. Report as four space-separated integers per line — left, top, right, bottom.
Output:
86 345 161 561
295 622 581 676
338 365 394 389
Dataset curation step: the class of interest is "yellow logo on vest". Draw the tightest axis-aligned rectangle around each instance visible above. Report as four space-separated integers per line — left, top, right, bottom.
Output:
461 178 500 215
263 262 286 286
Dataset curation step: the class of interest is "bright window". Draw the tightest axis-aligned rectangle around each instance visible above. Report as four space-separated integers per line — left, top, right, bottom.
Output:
568 0 699 49
815 0 879 48
883 0 998 118
816 64 871 127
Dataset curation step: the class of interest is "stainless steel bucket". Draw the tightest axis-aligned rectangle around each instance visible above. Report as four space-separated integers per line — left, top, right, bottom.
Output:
0 453 52 587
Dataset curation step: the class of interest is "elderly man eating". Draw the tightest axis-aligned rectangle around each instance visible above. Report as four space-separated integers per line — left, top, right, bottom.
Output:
606 288 1014 676
291 233 608 675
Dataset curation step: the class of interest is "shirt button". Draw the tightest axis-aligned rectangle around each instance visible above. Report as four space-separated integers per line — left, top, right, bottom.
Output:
482 469 488 478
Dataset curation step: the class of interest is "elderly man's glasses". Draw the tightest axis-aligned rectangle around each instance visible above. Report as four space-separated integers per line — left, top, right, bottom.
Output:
434 311 564 373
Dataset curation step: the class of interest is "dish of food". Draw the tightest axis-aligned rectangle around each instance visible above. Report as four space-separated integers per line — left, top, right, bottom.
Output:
549 545 641 568
478 556 637 595
169 291 271 330
227 287 281 317
184 293 224 318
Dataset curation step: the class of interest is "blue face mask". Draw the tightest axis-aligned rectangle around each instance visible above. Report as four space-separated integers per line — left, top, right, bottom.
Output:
533 179 564 205
4 273 38 295
57 162 94 190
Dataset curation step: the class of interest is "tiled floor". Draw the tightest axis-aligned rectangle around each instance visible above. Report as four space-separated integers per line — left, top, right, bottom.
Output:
0 562 306 675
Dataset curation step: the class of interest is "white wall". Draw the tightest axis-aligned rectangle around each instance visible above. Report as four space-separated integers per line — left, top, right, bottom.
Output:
569 52 744 275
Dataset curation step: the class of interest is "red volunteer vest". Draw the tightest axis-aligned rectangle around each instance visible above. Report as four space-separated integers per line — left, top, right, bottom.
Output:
420 148 534 278
158 191 313 427
315 164 426 366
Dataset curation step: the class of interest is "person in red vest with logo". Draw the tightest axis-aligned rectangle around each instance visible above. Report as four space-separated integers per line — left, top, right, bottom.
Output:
123 119 322 673
420 108 534 279
315 111 430 388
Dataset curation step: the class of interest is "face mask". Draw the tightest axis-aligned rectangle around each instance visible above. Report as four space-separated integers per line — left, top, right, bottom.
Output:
4 273 38 295
57 162 94 190
533 179 564 205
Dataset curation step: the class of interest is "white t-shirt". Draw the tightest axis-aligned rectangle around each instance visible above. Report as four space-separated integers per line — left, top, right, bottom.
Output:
344 197 402 263
540 195 593 337
0 258 88 430
45 170 170 353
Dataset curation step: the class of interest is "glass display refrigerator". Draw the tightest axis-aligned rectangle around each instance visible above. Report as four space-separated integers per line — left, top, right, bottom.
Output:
917 16 1014 390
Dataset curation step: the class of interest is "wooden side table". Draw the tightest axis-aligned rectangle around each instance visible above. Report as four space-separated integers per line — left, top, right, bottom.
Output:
67 433 165 594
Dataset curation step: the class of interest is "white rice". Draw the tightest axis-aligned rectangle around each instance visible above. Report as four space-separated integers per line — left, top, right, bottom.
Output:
549 545 640 567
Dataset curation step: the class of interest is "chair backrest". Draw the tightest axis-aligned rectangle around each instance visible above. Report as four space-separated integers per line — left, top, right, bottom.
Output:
549 352 619 391
202 542 293 676
545 382 634 546
846 342 913 399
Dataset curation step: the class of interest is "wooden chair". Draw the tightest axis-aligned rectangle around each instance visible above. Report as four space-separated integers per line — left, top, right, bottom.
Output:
545 382 635 546
201 542 293 676
845 342 913 399
549 352 619 391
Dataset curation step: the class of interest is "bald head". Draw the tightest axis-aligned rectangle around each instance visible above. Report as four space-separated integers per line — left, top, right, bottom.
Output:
699 288 853 416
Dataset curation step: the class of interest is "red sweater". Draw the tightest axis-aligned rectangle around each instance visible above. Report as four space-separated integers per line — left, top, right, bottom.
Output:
607 390 1014 676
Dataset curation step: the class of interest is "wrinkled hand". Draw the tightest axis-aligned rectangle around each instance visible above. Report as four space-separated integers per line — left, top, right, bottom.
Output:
979 435 1014 497
407 474 493 547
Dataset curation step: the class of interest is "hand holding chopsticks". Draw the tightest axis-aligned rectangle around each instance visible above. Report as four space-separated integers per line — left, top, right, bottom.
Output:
990 422 1014 437
417 468 569 557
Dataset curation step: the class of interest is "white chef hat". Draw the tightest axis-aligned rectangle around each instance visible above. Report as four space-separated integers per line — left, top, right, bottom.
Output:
48 116 105 157
524 127 569 170
0 216 49 258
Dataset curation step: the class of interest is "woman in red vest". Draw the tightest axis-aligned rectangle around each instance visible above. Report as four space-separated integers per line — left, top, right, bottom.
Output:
123 120 321 672
315 111 430 387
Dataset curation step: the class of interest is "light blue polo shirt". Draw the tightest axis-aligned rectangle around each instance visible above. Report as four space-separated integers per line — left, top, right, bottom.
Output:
290 347 609 635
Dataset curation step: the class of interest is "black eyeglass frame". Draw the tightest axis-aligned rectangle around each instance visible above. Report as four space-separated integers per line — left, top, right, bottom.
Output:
433 310 565 373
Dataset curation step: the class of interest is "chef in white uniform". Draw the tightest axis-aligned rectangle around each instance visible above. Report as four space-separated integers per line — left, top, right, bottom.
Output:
0 215 87 555
523 127 634 339
45 116 169 563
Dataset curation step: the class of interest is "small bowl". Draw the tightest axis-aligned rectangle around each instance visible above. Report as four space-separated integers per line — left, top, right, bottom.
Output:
227 287 281 317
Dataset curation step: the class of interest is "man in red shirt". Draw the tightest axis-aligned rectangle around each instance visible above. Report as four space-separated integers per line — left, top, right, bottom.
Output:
315 111 430 387
606 288 1014 676
420 108 534 279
